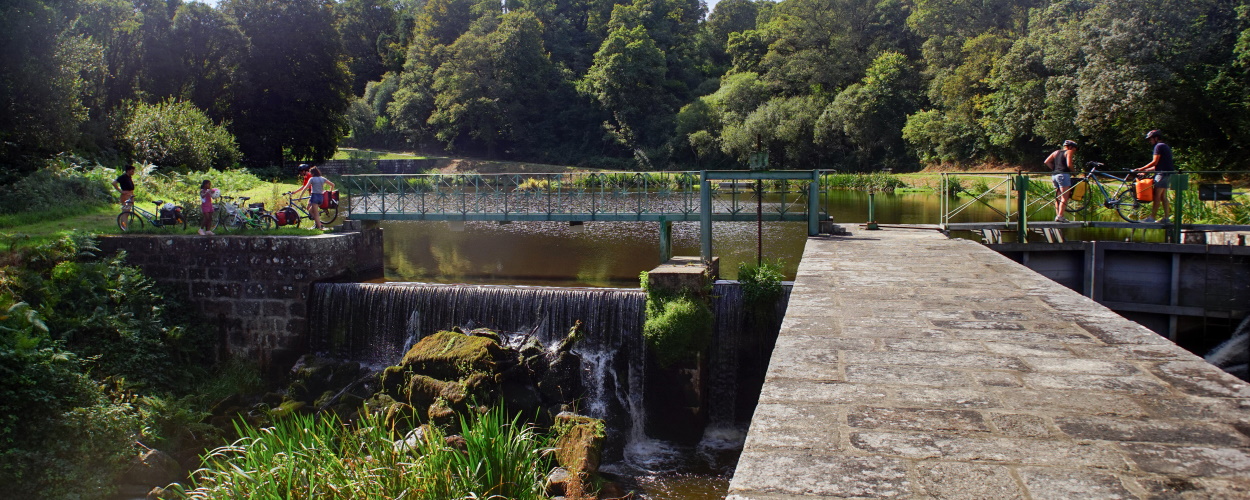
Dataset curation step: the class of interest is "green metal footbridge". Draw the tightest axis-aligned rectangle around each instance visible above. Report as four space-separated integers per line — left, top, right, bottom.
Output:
341 170 828 262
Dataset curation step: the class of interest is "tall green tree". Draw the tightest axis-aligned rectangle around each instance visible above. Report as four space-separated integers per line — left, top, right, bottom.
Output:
224 0 353 164
336 0 401 95
816 51 922 170
581 23 669 148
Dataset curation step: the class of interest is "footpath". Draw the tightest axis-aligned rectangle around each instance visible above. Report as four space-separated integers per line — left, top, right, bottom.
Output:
728 228 1250 499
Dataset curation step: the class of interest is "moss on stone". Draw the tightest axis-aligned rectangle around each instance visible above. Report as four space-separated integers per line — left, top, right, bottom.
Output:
400 331 503 380
552 414 606 473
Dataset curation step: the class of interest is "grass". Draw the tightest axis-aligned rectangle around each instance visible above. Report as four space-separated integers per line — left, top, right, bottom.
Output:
333 148 439 160
167 405 552 499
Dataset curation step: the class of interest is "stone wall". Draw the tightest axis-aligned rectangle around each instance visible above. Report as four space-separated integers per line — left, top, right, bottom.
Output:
98 229 384 372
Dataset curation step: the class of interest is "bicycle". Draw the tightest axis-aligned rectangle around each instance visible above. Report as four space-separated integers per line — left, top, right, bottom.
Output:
1062 162 1151 222
216 196 278 232
118 199 187 231
278 191 338 227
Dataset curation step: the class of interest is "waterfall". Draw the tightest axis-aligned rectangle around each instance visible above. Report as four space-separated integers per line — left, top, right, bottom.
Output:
309 280 789 470
310 282 649 456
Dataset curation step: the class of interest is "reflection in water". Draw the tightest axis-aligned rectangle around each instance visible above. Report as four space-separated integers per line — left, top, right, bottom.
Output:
380 191 1011 286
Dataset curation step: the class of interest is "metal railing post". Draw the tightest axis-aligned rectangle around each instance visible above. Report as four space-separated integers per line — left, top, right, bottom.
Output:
700 171 712 263
1171 173 1188 243
1016 173 1029 243
808 170 820 236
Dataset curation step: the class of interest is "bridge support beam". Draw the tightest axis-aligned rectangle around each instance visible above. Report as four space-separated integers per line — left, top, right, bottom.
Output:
659 218 672 263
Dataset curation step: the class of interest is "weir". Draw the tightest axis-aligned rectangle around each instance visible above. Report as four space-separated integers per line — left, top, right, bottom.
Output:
309 281 789 464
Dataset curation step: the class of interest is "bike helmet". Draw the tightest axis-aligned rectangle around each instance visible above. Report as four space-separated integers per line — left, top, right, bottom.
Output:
1145 129 1162 140
1062 140 1078 148
298 163 310 171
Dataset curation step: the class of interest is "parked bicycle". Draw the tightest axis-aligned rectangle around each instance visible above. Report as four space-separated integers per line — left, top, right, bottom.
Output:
277 191 338 227
1063 162 1150 222
118 199 187 231
216 196 278 231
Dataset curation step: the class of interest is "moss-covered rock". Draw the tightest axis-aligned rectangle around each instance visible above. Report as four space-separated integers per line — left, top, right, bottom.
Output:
552 413 605 474
400 331 504 380
404 374 467 413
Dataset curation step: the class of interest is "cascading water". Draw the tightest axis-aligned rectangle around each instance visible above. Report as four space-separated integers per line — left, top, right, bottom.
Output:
309 280 789 487
310 282 651 457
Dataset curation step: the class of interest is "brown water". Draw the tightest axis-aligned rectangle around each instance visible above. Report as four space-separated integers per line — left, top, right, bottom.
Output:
378 190 1010 286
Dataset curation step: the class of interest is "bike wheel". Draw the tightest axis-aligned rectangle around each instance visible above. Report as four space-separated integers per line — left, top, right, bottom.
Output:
219 212 241 232
117 211 143 232
319 206 338 225
1114 188 1149 222
177 214 188 230
261 214 278 231
1065 183 1088 213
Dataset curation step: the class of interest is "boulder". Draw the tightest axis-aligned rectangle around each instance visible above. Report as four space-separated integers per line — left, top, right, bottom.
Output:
467 327 501 343
546 467 573 497
404 374 467 413
553 413 605 474
540 350 584 404
400 331 504 381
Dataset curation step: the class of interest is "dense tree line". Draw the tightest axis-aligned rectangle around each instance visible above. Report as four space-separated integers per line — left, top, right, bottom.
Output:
4 0 1250 174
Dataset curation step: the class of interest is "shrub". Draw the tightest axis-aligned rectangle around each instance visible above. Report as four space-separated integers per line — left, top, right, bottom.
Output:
0 155 114 217
122 98 241 172
738 259 785 307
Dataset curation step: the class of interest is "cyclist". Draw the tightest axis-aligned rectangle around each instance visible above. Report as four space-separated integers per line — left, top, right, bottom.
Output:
1132 129 1174 223
291 167 336 230
1045 140 1079 222
113 164 136 229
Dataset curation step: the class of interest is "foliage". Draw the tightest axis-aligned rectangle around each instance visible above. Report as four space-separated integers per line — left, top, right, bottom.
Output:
737 259 785 308
0 155 115 217
641 271 714 367
10 232 212 392
122 98 241 172
170 405 552 499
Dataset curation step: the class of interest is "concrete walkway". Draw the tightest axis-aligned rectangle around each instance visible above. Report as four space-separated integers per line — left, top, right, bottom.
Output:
728 228 1250 499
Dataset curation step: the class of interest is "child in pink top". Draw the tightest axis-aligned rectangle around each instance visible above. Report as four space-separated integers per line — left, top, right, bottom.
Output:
199 180 217 235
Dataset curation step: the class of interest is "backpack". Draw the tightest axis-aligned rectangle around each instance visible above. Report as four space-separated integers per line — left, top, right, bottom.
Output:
275 206 299 226
159 204 180 225
321 190 339 209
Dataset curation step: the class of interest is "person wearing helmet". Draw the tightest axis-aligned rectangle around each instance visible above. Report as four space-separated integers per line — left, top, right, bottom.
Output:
1132 130 1173 223
297 163 313 186
1044 140 1079 222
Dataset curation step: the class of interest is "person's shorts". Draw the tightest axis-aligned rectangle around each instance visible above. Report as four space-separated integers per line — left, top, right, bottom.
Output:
201 203 213 214
1154 172 1172 188
310 193 324 206
1052 173 1072 191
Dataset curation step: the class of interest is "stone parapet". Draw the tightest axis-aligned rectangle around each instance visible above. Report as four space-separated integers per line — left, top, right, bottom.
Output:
98 229 383 371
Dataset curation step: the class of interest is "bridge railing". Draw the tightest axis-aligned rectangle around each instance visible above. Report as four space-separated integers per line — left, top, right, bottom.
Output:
939 170 1250 243
341 171 825 223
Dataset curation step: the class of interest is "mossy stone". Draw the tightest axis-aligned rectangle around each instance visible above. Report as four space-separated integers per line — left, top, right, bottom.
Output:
400 331 503 380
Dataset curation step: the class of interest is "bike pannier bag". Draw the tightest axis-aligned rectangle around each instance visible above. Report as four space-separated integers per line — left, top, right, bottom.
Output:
329 190 339 209
274 210 286 226
1136 178 1155 202
160 208 177 225
319 191 331 209
1071 179 1087 201
279 206 299 226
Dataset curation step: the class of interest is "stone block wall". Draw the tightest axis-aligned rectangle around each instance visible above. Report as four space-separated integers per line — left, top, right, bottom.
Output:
98 229 384 371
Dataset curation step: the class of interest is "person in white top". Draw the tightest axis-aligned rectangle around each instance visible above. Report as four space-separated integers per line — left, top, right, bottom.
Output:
291 167 335 230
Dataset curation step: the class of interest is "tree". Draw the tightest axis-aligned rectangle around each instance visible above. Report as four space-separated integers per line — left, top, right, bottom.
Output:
224 0 353 165
168 2 247 120
429 12 562 156
0 0 99 176
336 0 401 95
816 51 922 170
580 23 669 148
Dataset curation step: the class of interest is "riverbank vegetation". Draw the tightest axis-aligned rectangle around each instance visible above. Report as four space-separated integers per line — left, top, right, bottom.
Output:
167 406 552 499
8 0 1250 177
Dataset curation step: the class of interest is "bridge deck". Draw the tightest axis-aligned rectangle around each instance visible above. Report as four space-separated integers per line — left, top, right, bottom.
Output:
730 228 1250 498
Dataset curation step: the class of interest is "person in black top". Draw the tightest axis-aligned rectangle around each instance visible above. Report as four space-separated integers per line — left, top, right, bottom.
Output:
1132 129 1174 223
113 165 136 209
1044 140 1078 222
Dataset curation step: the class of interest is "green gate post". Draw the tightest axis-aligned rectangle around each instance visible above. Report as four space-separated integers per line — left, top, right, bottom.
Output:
1016 174 1029 243
700 171 713 264
659 217 672 263
808 170 820 236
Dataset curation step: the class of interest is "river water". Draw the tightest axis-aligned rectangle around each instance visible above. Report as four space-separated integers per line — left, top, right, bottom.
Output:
377 190 1012 286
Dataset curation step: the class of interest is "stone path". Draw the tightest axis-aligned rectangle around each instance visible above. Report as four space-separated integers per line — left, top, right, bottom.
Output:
728 228 1250 499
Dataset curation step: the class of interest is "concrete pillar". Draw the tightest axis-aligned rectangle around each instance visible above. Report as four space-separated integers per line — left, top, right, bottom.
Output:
659 218 672 263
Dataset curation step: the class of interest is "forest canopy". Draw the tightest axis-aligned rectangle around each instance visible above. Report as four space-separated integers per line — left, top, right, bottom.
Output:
4 0 1250 174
